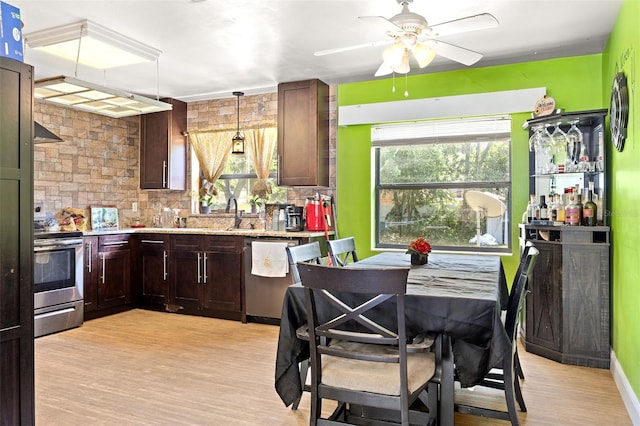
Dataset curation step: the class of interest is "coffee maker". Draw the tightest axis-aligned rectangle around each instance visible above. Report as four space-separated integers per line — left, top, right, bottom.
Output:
285 206 304 232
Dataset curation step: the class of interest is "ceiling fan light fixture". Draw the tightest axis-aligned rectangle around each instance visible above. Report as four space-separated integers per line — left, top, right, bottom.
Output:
231 91 245 155
392 49 411 74
382 42 406 68
413 42 436 68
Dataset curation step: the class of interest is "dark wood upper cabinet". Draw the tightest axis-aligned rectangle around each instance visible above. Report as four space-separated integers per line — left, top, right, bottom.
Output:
0 57 35 426
140 98 187 190
277 79 329 187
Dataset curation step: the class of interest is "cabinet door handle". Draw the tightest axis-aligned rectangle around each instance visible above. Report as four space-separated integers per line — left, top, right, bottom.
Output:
162 160 167 188
86 241 92 272
163 250 168 280
101 254 106 284
203 253 208 283
102 241 129 247
197 252 202 284
141 239 164 244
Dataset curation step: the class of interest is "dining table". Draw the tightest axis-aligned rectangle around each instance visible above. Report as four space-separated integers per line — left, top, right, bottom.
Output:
274 251 508 426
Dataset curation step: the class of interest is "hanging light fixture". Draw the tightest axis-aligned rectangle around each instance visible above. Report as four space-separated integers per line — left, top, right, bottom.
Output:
231 91 245 154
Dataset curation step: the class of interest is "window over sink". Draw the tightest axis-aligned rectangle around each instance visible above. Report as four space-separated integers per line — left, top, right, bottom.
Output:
190 147 286 213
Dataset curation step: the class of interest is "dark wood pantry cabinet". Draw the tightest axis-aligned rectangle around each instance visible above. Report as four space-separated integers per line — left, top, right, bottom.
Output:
140 98 187 190
0 57 35 425
277 79 329 187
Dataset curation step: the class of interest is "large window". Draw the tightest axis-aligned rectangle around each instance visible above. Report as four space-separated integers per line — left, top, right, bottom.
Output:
373 116 512 252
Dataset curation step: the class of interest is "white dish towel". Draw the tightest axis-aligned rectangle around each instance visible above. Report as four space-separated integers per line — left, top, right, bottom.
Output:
251 241 290 277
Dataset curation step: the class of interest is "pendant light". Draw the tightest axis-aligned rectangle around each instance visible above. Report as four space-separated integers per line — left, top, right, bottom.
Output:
231 91 245 154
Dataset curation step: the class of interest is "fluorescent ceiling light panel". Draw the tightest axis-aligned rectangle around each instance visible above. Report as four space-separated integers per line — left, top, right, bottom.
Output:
25 20 161 69
34 76 173 118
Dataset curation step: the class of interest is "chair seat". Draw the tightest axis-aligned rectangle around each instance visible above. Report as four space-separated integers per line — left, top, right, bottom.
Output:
322 341 436 396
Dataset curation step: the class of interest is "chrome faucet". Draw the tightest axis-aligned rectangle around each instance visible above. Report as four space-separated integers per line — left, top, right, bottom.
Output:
226 196 242 229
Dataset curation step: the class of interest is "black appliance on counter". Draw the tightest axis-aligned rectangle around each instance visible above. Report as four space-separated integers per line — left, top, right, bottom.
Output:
33 230 84 337
285 206 304 231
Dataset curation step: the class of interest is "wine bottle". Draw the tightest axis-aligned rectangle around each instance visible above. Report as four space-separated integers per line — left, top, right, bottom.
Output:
583 190 597 226
556 194 566 223
539 195 548 220
527 194 537 222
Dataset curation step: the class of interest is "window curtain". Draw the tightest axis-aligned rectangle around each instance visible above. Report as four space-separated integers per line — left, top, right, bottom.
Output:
246 127 277 198
188 130 234 195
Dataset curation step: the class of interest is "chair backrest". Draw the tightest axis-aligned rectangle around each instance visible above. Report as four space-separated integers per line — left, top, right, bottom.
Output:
327 237 359 267
504 246 538 343
297 262 410 374
285 241 322 284
504 240 536 311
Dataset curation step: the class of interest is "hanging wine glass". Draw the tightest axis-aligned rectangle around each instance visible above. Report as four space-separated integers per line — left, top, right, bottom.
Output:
528 125 543 152
565 120 583 172
549 122 567 173
539 123 555 173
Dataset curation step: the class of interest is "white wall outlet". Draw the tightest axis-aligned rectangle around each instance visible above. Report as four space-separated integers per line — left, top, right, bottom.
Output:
132 202 138 212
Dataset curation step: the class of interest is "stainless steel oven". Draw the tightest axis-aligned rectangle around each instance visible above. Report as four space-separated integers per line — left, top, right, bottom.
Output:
33 231 84 337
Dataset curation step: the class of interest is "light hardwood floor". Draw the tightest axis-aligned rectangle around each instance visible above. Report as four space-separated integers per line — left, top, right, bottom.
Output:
35 309 632 425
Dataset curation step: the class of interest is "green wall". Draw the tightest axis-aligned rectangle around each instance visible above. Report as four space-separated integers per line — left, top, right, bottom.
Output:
602 0 640 403
336 55 603 279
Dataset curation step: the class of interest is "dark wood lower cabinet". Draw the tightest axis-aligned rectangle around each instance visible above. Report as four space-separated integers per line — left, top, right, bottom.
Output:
521 225 610 368
169 235 243 321
84 235 132 318
137 235 169 309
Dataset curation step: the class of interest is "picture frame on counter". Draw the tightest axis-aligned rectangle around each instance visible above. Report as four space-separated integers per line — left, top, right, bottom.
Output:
91 206 119 231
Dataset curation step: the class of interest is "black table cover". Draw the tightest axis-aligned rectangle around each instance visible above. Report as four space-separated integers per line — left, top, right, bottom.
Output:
274 252 509 407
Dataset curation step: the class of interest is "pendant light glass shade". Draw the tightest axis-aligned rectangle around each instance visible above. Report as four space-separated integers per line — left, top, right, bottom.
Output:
231 91 245 154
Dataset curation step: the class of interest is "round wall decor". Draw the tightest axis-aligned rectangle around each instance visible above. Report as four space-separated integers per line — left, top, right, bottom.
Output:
610 72 629 152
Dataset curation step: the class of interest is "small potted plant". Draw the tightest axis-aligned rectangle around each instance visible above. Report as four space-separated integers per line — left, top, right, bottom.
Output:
406 237 432 265
200 194 214 214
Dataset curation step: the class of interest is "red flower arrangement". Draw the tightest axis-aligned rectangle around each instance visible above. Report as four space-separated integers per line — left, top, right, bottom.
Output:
406 237 432 256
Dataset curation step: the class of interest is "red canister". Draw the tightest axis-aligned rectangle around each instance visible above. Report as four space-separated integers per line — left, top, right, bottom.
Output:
305 198 333 231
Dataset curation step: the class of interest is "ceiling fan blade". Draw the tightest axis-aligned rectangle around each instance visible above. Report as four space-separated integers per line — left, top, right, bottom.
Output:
374 61 393 77
431 40 483 66
358 15 403 34
314 39 391 56
427 13 498 38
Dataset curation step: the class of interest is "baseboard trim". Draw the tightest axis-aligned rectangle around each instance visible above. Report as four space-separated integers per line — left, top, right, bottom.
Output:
611 350 640 425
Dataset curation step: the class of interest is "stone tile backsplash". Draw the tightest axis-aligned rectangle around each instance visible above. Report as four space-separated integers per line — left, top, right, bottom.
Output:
34 86 336 229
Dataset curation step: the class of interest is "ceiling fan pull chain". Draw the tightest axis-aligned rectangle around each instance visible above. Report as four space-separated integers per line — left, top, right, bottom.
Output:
404 74 409 97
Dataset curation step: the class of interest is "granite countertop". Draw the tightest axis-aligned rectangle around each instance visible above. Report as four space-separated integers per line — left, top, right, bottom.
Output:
83 227 332 239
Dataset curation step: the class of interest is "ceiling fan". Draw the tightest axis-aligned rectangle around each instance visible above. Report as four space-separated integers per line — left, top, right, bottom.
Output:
314 0 498 77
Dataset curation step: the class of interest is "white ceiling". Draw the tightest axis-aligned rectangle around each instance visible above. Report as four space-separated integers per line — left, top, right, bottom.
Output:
14 0 622 102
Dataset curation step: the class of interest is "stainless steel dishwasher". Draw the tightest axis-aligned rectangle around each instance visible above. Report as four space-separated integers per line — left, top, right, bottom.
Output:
244 237 300 322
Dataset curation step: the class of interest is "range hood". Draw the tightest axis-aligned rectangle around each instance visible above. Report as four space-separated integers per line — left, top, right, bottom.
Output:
34 121 64 144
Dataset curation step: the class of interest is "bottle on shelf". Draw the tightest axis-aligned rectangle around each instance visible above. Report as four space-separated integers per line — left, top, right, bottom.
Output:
550 194 558 222
556 194 566 224
539 195 548 220
527 194 538 223
565 195 581 226
576 193 583 224
582 190 598 226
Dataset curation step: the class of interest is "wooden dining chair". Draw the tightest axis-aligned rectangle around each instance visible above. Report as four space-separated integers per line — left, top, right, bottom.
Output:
285 242 323 410
327 237 359 267
455 247 539 426
503 240 536 382
298 262 439 426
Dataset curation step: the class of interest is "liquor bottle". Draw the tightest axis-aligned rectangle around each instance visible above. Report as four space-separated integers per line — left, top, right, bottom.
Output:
539 195 548 220
576 193 583 224
582 190 598 226
527 194 538 222
550 194 558 222
565 195 580 226
556 194 566 224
